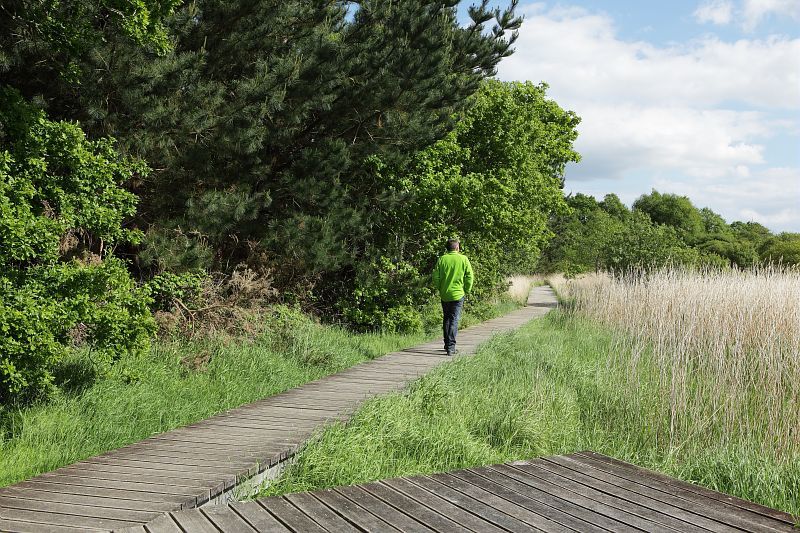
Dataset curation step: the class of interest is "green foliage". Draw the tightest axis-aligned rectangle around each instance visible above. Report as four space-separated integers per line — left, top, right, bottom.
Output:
0 89 153 403
541 188 780 273
759 233 800 265
342 258 428 333
146 271 207 312
602 212 699 272
634 190 706 244
0 0 179 84
33 0 521 290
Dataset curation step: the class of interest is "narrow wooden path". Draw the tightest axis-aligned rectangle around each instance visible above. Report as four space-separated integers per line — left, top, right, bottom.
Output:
0 286 558 532
125 451 797 533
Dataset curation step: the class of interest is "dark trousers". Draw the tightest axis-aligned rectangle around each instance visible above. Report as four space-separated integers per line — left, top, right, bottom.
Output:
441 298 464 352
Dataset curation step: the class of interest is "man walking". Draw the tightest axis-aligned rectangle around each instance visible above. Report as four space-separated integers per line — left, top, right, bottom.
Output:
432 238 474 356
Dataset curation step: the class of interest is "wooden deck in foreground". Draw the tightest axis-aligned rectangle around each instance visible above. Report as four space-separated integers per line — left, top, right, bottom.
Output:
126 451 797 533
0 287 558 532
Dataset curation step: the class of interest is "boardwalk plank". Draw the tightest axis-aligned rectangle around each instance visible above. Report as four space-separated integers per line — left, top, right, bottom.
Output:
23 473 204 499
256 497 327 532
459 465 633 533
360 481 466 533
504 462 704 533
543 455 767 532
9 479 191 506
202 505 258 532
0 506 134 531
0 495 156 523
406 474 553 533
381 477 510 533
141 513 183 532
0 486 177 512
283 492 360 532
313 488 402 531
491 465 688 533
333 485 434 533
169 510 219 532
572 452 797 531
227 502 290 532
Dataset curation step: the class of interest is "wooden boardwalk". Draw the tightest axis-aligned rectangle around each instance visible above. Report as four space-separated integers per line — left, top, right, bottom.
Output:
125 451 797 533
0 287 558 532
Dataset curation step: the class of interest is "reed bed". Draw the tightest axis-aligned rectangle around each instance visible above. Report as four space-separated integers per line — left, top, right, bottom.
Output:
550 268 800 461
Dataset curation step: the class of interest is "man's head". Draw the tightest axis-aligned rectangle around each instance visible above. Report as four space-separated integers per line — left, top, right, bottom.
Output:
446 238 460 252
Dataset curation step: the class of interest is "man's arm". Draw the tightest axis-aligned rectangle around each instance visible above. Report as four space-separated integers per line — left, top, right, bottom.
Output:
463 257 474 295
432 258 441 291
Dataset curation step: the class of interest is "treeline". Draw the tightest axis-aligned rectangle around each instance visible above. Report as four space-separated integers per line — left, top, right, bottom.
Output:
539 190 800 274
1 1 584 402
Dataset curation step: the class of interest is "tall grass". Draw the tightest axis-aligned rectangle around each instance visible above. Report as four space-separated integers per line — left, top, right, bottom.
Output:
550 268 800 461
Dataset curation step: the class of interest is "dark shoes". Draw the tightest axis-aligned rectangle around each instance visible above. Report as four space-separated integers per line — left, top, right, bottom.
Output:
445 348 459 356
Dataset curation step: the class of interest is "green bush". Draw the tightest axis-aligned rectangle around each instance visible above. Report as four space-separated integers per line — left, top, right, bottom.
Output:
0 88 153 403
146 270 207 312
341 257 429 333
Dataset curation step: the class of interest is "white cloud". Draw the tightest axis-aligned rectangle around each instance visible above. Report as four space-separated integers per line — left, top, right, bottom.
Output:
567 104 770 181
653 167 800 228
501 6 800 109
695 0 735 24
497 3 800 229
742 0 800 30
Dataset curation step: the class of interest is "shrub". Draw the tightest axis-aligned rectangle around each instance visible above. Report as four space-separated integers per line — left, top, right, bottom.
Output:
0 88 153 403
341 257 429 333
146 270 207 312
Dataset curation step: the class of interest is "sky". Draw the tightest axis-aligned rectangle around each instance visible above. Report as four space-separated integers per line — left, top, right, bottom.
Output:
480 0 800 232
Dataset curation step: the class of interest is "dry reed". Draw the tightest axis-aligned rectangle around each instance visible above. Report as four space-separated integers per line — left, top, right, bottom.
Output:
550 268 800 461
506 275 544 304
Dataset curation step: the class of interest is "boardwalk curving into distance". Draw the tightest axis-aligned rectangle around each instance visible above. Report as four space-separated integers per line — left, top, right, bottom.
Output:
0 287 558 532
122 451 798 533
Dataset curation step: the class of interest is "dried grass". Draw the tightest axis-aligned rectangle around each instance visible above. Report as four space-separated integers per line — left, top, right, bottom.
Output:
506 275 544 304
549 267 800 460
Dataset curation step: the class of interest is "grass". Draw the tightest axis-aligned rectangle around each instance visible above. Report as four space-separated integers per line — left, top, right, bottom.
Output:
259 308 800 518
0 294 523 487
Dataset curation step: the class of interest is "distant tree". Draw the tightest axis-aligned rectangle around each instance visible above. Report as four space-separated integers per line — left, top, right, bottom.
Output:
699 207 730 235
696 234 758 268
602 211 699 272
539 193 621 273
599 193 630 220
731 221 773 248
759 233 800 265
633 190 705 244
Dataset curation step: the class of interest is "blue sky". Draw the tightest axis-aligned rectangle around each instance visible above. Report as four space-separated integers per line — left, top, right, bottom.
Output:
470 0 800 231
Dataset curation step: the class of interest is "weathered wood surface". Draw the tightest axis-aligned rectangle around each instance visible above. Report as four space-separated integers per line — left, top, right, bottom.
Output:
0 287 557 532
123 451 798 533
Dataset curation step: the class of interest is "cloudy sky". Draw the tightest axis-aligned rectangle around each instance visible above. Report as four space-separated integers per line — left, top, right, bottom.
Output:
490 0 800 232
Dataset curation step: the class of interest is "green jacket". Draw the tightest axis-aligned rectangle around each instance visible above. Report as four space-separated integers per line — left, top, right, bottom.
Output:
432 251 474 302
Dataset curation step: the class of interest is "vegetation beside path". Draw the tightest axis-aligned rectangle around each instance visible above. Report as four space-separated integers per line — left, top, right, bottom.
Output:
261 275 800 518
0 292 525 488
